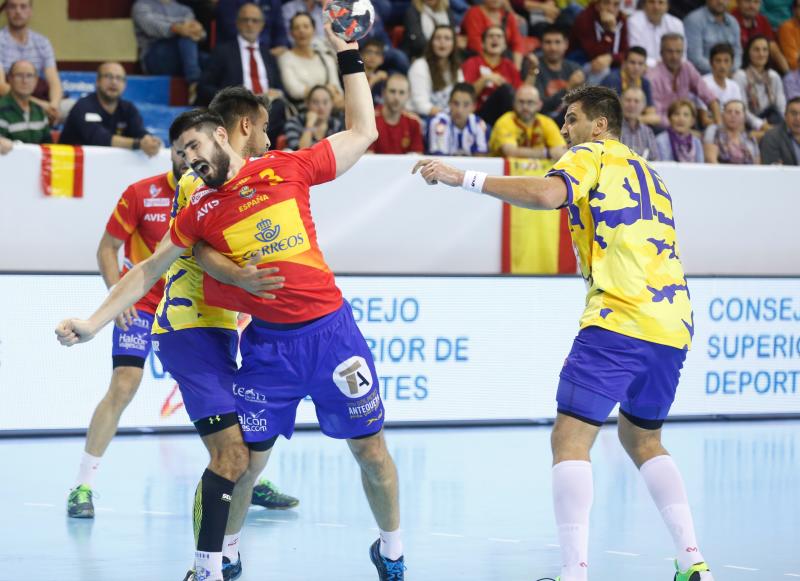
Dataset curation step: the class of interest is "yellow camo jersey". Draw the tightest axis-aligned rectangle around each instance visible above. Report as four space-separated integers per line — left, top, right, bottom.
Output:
547 140 694 349
150 171 238 335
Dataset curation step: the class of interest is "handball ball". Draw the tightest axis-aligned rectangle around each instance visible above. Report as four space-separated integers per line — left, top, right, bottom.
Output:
325 0 375 42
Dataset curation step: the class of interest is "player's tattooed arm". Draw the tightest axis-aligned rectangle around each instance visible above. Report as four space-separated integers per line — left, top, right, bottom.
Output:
194 242 285 299
55 234 185 346
412 158 568 210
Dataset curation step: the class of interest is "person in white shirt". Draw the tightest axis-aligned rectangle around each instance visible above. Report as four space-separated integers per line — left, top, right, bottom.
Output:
427 83 488 155
627 0 686 68
701 42 745 106
408 25 463 116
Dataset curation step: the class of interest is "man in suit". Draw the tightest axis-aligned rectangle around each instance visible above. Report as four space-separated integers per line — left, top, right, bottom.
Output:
198 2 287 141
760 97 800 165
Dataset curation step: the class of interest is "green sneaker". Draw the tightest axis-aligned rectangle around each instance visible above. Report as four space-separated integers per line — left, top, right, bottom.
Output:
66 484 95 518
250 479 299 510
674 561 713 581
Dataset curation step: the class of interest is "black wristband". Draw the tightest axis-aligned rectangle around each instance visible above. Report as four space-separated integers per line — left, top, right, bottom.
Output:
337 49 365 75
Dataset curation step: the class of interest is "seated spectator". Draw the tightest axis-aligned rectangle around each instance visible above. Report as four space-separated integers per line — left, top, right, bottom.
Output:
462 26 522 126
132 0 204 101
0 60 49 147
620 86 659 159
278 12 342 107
197 3 287 140
684 0 742 75
785 69 800 99
702 43 746 106
759 96 800 163
281 0 324 41
283 84 342 150
215 0 289 55
514 0 561 39
628 0 685 68
461 0 525 70
733 0 789 74
600 46 660 125
488 85 567 158
778 0 800 71
763 0 794 30
362 39 388 106
408 25 463 116
428 83 489 154
530 25 584 123
402 0 457 60
655 99 705 161
703 99 760 163
371 74 425 154
648 33 721 126
569 0 629 84
59 62 162 157
734 35 787 129
0 0 62 123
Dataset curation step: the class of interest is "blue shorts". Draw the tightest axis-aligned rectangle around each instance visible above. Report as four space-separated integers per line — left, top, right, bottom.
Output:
557 326 686 427
152 328 239 422
235 301 385 443
111 311 154 368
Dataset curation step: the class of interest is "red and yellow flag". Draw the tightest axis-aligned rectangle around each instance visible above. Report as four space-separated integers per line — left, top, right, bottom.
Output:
41 144 84 198
501 158 576 274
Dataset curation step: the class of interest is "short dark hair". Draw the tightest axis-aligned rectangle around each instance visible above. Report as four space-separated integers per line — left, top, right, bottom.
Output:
208 86 269 133
307 84 334 103
626 46 647 60
169 109 224 144
540 24 568 39
289 11 313 29
743 34 771 68
449 82 476 102
361 37 384 52
481 25 505 43
667 98 697 120
787 96 800 112
562 85 622 137
709 42 734 61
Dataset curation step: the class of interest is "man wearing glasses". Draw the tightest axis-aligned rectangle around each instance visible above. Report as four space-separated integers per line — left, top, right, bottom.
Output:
59 61 162 157
0 59 50 154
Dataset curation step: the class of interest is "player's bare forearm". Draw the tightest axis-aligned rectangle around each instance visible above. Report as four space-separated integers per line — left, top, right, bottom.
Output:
412 158 568 210
194 241 285 298
96 232 124 289
193 241 241 284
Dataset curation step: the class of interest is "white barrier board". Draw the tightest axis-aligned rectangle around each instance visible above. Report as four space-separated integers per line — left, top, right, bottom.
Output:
1 275 798 432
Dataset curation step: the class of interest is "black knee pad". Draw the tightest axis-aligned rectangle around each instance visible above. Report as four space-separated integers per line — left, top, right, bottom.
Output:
193 411 239 437
247 435 278 452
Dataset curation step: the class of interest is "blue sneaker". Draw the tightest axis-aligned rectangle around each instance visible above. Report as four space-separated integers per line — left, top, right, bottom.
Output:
369 539 405 580
222 553 242 580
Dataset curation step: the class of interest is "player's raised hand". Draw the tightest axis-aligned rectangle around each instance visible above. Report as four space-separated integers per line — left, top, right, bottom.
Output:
235 257 285 299
412 159 465 187
323 22 358 53
114 305 138 331
55 318 97 346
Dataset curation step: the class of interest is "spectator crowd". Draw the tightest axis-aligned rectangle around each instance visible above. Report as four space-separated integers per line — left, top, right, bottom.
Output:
1 0 800 165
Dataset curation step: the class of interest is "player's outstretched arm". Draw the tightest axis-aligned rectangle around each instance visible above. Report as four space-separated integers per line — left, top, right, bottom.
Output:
55 234 185 347
194 242 285 299
323 24 378 177
96 231 138 330
411 158 568 210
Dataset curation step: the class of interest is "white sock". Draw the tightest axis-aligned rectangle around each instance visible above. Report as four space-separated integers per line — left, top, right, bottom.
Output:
379 527 403 560
222 533 240 561
195 550 223 581
74 451 102 488
552 460 592 581
639 455 705 570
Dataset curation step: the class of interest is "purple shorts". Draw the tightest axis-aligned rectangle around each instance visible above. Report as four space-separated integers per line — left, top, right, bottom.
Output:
557 326 686 426
235 301 385 443
111 311 154 365
151 328 238 422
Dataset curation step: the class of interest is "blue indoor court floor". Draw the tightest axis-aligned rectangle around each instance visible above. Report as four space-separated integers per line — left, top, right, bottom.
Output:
1 421 798 581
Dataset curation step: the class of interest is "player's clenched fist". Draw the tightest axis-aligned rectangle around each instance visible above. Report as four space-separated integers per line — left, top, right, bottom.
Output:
55 319 97 346
411 159 465 187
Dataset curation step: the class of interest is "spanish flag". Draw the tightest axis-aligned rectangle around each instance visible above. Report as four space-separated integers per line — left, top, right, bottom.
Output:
501 158 577 274
41 144 84 198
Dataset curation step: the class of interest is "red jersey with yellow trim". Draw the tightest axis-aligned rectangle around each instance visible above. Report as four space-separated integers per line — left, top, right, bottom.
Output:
105 172 175 314
170 140 341 323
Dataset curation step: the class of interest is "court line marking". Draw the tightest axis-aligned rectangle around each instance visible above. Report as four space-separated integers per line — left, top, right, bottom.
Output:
724 565 759 571
430 532 465 538
784 574 800 577
605 550 639 557
488 537 521 543
315 522 347 528
140 510 174 515
255 518 287 523
24 502 55 507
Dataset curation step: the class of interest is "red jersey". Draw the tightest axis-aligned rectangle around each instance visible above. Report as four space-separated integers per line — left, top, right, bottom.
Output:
732 9 775 47
370 112 424 154
105 172 175 314
170 140 341 323
461 55 522 108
